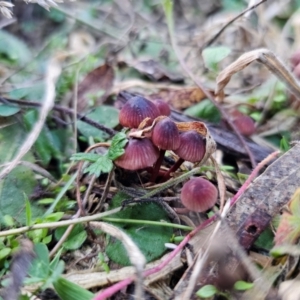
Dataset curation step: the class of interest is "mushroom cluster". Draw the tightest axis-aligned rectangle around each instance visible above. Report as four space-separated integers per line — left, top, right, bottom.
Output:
115 95 206 180
115 93 218 213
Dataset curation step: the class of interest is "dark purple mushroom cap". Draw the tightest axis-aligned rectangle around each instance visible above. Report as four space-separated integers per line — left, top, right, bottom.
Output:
174 130 206 162
151 117 180 150
114 138 159 170
153 99 171 116
181 177 218 212
119 96 160 128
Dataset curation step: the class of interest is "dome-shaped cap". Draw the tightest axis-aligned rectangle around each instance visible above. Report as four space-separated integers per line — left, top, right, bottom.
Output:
114 138 159 170
174 130 206 162
119 96 160 128
151 117 180 150
181 177 218 212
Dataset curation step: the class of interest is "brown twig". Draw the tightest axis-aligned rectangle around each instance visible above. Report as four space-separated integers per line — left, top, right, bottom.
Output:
0 97 117 136
202 0 268 49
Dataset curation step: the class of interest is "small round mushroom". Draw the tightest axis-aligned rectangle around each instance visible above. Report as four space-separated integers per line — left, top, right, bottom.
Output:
150 117 180 181
114 138 159 171
119 96 160 129
174 130 206 162
152 117 180 151
230 111 255 137
152 99 171 116
180 177 218 212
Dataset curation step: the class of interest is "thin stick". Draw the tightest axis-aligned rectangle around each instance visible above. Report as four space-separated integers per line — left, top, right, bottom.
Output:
0 207 122 238
0 97 117 136
202 0 268 48
0 58 61 180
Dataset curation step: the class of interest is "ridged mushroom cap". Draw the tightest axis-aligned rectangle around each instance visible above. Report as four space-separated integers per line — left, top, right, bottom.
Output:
174 130 206 162
114 138 159 170
151 117 180 150
119 96 160 128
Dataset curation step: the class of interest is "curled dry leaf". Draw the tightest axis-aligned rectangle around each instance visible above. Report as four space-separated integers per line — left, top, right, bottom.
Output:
215 48 300 102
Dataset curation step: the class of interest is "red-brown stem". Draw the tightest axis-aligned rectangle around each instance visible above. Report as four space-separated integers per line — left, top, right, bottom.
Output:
160 158 184 182
150 149 166 182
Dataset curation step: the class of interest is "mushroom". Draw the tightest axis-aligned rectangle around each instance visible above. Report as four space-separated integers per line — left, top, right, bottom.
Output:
162 130 206 181
180 177 218 212
150 117 180 181
114 138 159 171
152 99 171 116
119 96 160 129
230 110 255 136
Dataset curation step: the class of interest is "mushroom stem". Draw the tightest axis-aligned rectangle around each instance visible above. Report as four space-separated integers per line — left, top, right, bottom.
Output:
150 149 166 182
160 158 184 182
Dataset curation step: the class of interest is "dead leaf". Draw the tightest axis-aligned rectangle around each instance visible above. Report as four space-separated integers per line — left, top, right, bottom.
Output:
216 48 300 102
279 279 300 300
150 87 210 109
128 59 184 83
76 64 114 113
227 143 300 250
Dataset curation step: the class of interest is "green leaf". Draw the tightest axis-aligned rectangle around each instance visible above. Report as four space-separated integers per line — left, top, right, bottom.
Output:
184 99 221 123
53 277 94 300
9 83 45 101
44 260 65 288
0 248 11 261
55 224 87 250
254 226 274 251
108 132 128 160
23 110 61 166
280 135 291 152
202 46 231 71
105 192 173 266
71 152 100 162
25 195 32 226
44 212 64 222
77 106 119 141
3 215 15 227
28 243 50 279
234 280 254 291
0 123 44 225
270 244 300 257
196 285 218 298
0 105 20 117
84 155 113 177
0 30 32 65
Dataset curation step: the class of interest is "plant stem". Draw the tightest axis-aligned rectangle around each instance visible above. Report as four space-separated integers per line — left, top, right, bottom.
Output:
102 217 193 231
0 207 122 238
161 158 184 182
150 149 166 182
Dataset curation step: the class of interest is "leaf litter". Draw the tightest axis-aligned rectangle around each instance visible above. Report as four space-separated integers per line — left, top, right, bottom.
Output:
1 1 300 300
